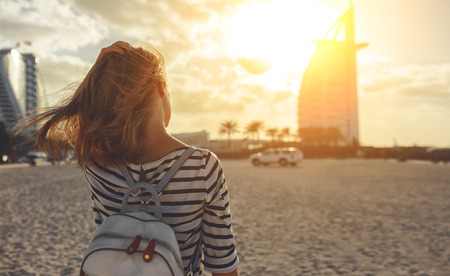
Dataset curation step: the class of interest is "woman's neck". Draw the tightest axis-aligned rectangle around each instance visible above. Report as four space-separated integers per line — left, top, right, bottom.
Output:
134 126 186 163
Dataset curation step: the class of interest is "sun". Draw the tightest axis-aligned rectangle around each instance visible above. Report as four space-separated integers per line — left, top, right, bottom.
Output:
222 0 338 88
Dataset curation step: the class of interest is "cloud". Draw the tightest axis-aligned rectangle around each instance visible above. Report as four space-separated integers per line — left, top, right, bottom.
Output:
359 93 450 147
71 0 209 47
273 90 294 102
236 57 271 74
73 0 211 26
175 54 243 89
70 0 247 76
37 53 91 104
0 0 109 52
167 54 295 131
358 56 450 146
359 57 450 99
170 80 247 115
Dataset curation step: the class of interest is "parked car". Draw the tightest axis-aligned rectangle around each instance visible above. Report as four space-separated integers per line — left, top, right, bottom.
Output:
17 151 51 166
250 147 303 166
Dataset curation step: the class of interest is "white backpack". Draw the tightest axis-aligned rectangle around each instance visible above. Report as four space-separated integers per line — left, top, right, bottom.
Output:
81 147 197 276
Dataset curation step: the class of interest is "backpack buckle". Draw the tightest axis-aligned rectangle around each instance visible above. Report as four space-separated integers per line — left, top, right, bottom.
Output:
187 263 195 276
132 188 162 206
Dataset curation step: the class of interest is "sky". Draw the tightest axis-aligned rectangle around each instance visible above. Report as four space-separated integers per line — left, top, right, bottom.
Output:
0 0 449 147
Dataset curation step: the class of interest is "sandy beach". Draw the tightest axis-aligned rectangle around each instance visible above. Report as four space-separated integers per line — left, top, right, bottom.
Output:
1 159 449 275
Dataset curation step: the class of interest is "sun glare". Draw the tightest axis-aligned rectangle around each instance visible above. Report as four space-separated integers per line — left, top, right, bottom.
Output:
223 0 338 89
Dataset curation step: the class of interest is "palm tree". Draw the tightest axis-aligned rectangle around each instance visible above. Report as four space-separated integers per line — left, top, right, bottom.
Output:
278 127 291 142
219 120 239 147
265 127 278 142
245 121 264 144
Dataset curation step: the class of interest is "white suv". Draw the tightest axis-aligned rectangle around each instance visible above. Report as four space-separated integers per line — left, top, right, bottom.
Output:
250 147 303 166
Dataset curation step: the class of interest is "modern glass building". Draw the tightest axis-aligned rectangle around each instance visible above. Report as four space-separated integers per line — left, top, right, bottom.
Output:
0 48 46 132
298 6 367 145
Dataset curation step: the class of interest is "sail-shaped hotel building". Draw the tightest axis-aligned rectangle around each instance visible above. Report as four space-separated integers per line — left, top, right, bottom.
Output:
0 48 46 132
298 5 367 145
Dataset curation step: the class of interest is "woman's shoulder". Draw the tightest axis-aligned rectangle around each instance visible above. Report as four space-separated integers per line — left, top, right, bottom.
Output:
189 147 221 164
190 147 213 157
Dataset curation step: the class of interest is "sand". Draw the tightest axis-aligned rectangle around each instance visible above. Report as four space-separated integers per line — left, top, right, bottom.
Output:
0 159 449 275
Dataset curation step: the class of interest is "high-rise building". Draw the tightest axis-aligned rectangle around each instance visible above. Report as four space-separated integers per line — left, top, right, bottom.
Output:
0 48 46 132
298 6 367 145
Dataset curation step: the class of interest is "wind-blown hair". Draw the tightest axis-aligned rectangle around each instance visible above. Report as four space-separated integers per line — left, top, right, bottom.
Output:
15 44 168 167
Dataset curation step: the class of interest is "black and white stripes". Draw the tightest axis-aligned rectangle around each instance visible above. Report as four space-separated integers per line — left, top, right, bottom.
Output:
84 147 239 275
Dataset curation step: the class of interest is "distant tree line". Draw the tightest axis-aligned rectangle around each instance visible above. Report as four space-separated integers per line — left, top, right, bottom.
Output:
219 120 346 147
219 120 294 146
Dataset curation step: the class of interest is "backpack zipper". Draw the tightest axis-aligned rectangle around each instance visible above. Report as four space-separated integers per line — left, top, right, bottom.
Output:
81 247 176 276
89 233 183 270
143 238 156 262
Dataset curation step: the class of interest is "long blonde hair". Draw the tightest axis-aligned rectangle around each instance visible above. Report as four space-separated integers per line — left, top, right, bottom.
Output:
15 44 168 167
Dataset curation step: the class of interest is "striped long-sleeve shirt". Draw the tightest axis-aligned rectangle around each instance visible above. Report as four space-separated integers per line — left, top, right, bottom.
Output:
84 147 239 275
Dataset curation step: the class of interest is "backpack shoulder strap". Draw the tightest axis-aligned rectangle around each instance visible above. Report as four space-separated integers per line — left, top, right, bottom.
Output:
119 146 197 190
155 146 196 193
119 165 135 186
